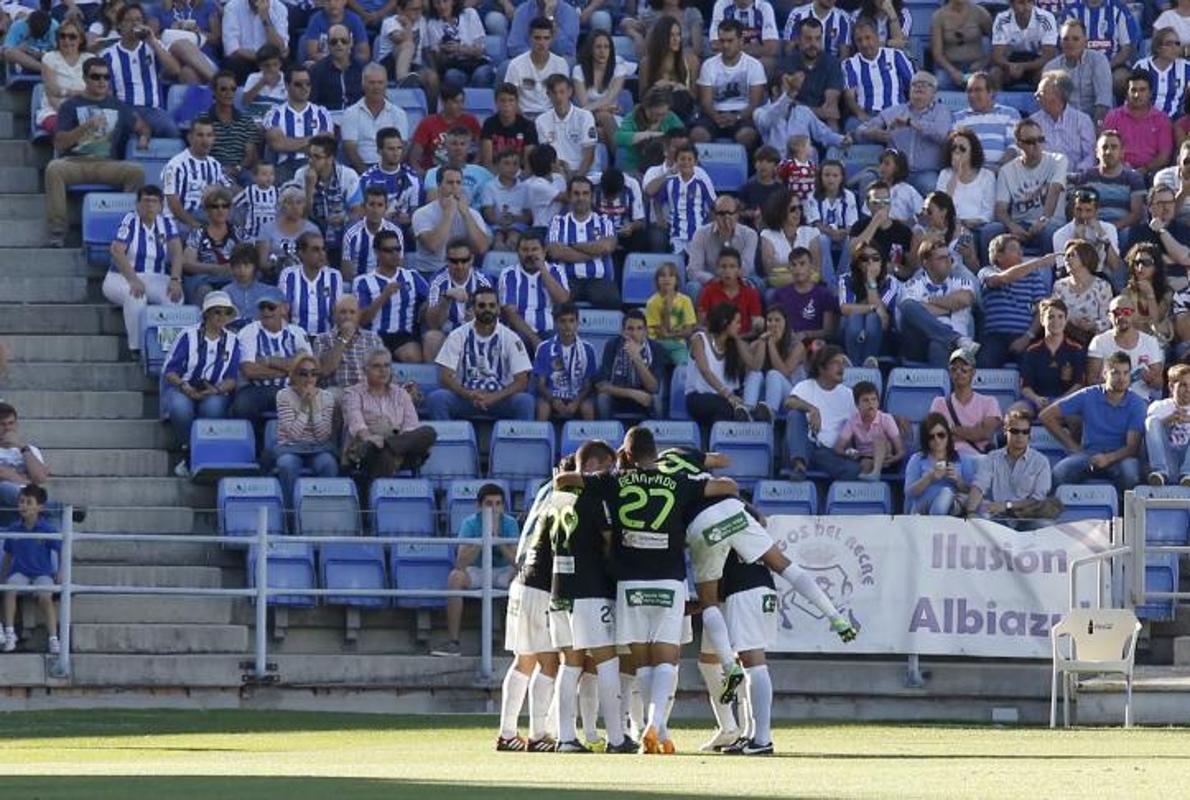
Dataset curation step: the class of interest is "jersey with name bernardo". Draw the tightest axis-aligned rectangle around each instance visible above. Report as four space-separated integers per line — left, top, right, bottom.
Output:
550 485 616 602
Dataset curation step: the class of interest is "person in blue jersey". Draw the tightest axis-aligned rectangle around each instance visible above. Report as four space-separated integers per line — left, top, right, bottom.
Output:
841 18 914 129
292 134 361 265
546 176 621 310
262 65 334 184
497 230 571 353
532 302 598 423
340 186 403 281
181 185 242 305
595 310 665 422
422 238 490 361
162 117 227 231
278 231 347 336
1135 28 1190 121
355 229 428 363
101 3 181 137
101 184 185 354
0 485 62 655
660 144 717 255
162 291 243 476
356 127 423 233
230 287 312 425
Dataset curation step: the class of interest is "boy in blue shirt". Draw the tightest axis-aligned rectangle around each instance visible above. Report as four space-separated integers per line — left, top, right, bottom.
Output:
2 484 61 654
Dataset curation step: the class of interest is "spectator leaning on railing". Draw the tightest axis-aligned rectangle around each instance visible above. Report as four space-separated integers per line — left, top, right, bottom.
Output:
0 404 50 526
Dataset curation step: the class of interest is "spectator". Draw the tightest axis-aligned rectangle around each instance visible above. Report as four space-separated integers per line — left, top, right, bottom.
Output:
427 285 535 421
1086 295 1165 400
1119 242 1174 347
687 301 757 426
963 409 1056 528
377 0 438 106
295 135 361 260
355 229 427 363
842 17 914 127
498 231 570 351
341 64 409 173
221 0 289 82
754 70 847 156
621 0 705 60
976 234 1052 368
34 18 85 136
1127 186 1190 280
708 0 780 74
784 0 851 60
163 291 242 475
1155 0 1190 56
759 190 824 287
938 129 996 231
523 144 567 228
697 247 763 336
531 302 598 422
855 70 952 197
0 404 50 524
848 181 914 280
410 85 483 174
784 344 861 480
572 31 627 151
637 15 701 121
771 247 838 346
642 126 709 219
273 353 339 513
1054 188 1123 288
990 0 1058 90
930 0 993 90
904 413 978 515
910 190 978 276
1154 139 1190 227
1069 130 1146 234
1040 350 1144 494
480 82 540 170
357 128 423 232
208 70 261 187
102 185 184 354
278 231 346 337
101 3 180 138
1017 297 1086 415
242 44 288 119
929 348 1003 456
595 309 665 421
312 295 386 391
162 118 226 232
860 148 924 227
223 244 273 325
424 0 491 89
740 146 784 227
508 1 579 58
423 239 491 361
3 9 56 75
436 483 519 657
231 288 312 424
342 186 404 281
781 16 844 131
1146 363 1190 486
897 238 978 366
838 242 896 368
533 75 596 179
691 19 766 149
502 17 569 118
658 144 717 255
88 0 124 51
835 379 906 479
685 194 759 299
308 23 363 112
1103 70 1175 177
480 150 531 252
44 56 147 249
991 118 1068 255
181 185 241 304
1051 238 1114 346
594 167 651 254
546 176 620 309
1043 19 1112 124
255 185 320 279
1 485 61 655
953 71 1021 171
613 87 683 174
1029 70 1096 172
742 306 807 420
303 0 368 65
341 348 437 478
151 0 221 85
855 0 912 48
263 66 334 185
1063 0 1138 97
645 261 697 367
813 159 858 269
409 165 492 273
1136 28 1190 120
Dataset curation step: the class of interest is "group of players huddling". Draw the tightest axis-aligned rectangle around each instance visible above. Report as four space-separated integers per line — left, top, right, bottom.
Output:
496 426 858 756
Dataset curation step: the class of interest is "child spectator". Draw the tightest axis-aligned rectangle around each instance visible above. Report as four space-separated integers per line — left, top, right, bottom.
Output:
223 244 273 327
594 167 649 254
739 145 784 228
976 234 1055 368
533 302 598 421
771 247 839 347
835 380 906 479
1 484 61 655
645 261 697 366
861 148 923 224
814 159 858 274
480 149 531 252
662 144 716 254
524 144 568 228
1017 297 1087 415
242 44 287 121
697 247 764 337
233 162 278 241
479 82 539 170
777 135 819 215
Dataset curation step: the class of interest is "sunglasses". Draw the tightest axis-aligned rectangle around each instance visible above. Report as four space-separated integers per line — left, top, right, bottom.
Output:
1111 307 1134 317
206 201 230 209
1017 137 1046 146
447 256 472 264
1007 428 1031 436
87 73 111 81
1132 257 1155 268
259 302 278 311
929 431 949 441
474 302 499 310
715 210 737 216
295 369 317 377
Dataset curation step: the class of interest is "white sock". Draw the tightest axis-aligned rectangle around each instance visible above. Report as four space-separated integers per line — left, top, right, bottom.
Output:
745 664 773 746
701 605 735 670
737 681 754 740
697 660 738 733
499 666 530 738
780 563 843 621
626 672 645 735
579 671 599 742
556 664 583 743
528 670 555 741
595 658 625 746
648 663 678 739
634 666 654 730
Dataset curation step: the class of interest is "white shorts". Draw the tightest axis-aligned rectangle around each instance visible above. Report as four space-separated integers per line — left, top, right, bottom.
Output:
686 498 775 584
504 582 555 655
549 596 616 651
716 586 779 654
466 565 514 590
615 579 687 646
6 573 54 592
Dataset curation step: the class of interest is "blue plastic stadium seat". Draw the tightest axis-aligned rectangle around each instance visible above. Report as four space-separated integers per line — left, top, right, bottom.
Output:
640 420 700 452
218 476 285 541
1030 425 1066 466
622 252 686 305
463 87 496 121
999 91 1037 116
190 419 259 482
936 90 968 115
616 88 635 115
668 369 689 420
419 421 479 489
489 421 555 486
578 308 623 358
972 368 1020 414
885 368 950 424
482 249 521 283
1055 484 1119 522
390 540 453 609
82 192 137 267
612 35 636 63
484 34 506 62
371 478 437 536
1130 486 1190 545
561 420 626 457
523 477 549 511
320 542 388 608
390 362 440 406
753 479 817 517
446 478 511 535
825 143 885 181
694 142 748 191
247 542 317 607
842 366 883 398
1137 553 1177 621
825 481 893 515
125 138 178 187
709 421 774 488
140 305 201 376
294 477 361 536
167 83 212 129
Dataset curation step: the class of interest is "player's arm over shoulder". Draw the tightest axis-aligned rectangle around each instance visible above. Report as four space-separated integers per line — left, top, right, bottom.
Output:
703 476 738 498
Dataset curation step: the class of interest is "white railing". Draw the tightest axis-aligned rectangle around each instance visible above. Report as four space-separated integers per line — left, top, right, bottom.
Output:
1123 492 1190 609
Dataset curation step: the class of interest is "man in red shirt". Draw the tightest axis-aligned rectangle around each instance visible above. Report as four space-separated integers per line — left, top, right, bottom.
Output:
696 247 764 338
408 84 482 172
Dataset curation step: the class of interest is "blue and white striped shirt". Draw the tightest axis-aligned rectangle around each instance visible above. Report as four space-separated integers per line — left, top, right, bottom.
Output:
1063 0 1137 58
102 41 163 109
341 218 403 276
162 149 228 219
953 104 1022 167
426 267 491 332
235 320 312 387
232 185 278 240
354 268 427 335
262 101 334 166
843 48 914 116
112 212 179 275
355 164 424 219
814 190 859 230
663 173 716 250
498 263 570 336
1134 57 1190 118
783 4 851 57
278 264 346 335
163 325 241 385
546 211 615 280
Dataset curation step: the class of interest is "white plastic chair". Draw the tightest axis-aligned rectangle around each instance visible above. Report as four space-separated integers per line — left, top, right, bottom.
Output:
1050 608 1141 728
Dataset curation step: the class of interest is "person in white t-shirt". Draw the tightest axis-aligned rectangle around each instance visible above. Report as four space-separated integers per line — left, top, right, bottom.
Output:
534 74 596 178
1145 363 1190 486
691 18 767 149
1086 294 1165 400
990 0 1059 89
782 344 862 480
502 16 569 117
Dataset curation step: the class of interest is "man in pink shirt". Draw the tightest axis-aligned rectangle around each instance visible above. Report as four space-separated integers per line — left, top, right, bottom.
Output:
928 349 1003 456
834 380 906 479
1103 71 1174 178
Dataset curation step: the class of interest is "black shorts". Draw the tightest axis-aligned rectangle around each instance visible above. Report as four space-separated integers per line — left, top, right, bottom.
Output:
380 331 420 352
690 113 755 140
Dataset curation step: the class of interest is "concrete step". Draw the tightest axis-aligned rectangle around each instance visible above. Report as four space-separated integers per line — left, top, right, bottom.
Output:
0 192 51 220
42 448 169 477
71 623 249 654
0 654 49 686
0 110 16 138
0 217 49 246
0 167 41 194
22 419 168 449
69 654 246 687
0 89 32 112
84 505 195 535
5 335 122 363
0 304 122 335
0 139 49 167
73 564 223 588
4 277 91 303
48 477 213 508
73 594 234 625
3 362 147 391
74 538 237 567
0 248 92 277
0 391 149 419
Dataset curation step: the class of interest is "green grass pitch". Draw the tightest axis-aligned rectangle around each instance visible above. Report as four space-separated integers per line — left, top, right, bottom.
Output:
0 710 1188 799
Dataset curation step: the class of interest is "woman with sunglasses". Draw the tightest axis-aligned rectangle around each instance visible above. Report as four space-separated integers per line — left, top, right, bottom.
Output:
759 188 825 288
910 190 979 275
904 412 977 516
181 185 241 305
36 19 86 135
274 353 340 514
838 242 899 368
1051 238 1114 346
938 129 994 231
1120 242 1173 346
